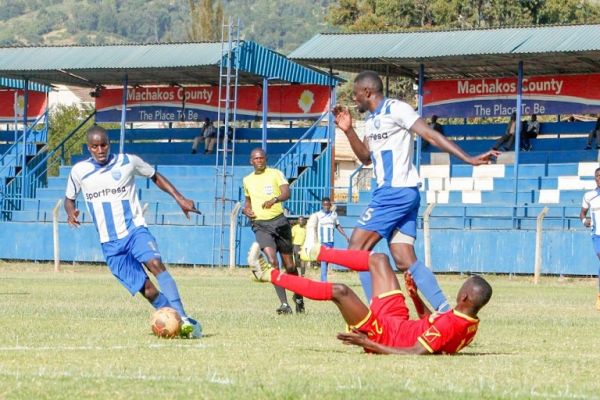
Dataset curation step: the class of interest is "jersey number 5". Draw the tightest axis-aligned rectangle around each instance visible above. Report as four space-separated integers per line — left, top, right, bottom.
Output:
360 208 374 223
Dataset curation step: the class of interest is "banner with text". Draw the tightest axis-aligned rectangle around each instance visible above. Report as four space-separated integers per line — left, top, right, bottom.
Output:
95 85 330 122
0 90 47 122
423 74 600 117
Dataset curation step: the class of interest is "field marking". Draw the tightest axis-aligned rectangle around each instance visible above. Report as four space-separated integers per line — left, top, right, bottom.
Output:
0 343 207 352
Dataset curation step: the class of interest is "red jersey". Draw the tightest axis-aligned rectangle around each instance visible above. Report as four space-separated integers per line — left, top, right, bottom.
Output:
353 291 479 354
416 310 479 354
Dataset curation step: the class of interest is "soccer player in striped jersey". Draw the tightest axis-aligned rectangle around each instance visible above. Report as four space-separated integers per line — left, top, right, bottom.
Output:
327 70 498 310
580 167 600 310
64 125 202 338
315 197 348 281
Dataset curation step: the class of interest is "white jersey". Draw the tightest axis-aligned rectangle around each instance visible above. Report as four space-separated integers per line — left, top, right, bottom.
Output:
582 189 600 235
66 153 155 243
316 210 339 243
365 98 421 188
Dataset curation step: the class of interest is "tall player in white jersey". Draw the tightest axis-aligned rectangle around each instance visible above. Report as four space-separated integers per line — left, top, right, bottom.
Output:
64 126 202 338
309 70 498 311
580 167 600 310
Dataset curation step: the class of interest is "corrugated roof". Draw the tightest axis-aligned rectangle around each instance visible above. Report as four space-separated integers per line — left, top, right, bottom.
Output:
289 24 600 78
0 77 50 92
0 41 339 87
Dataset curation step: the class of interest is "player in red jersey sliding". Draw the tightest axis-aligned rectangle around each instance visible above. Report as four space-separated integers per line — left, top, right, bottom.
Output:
248 244 492 354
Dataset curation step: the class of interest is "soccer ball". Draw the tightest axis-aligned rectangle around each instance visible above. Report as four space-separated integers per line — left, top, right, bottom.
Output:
150 307 182 338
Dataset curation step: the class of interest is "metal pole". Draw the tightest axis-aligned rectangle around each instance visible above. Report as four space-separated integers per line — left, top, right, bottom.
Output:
53 199 63 273
261 77 268 152
423 202 436 268
22 79 29 199
119 74 128 154
416 64 424 172
385 65 390 97
513 61 523 222
328 84 337 198
13 90 18 145
533 206 549 284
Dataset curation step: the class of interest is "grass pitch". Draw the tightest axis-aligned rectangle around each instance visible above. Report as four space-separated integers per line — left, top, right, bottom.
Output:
1 262 600 399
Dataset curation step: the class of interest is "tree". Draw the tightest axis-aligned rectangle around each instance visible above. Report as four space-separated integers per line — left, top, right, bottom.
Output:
187 0 223 41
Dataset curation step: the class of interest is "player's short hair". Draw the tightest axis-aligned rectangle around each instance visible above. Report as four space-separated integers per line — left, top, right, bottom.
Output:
467 275 493 308
86 125 108 142
250 147 266 158
595 167 600 175
354 70 383 94
321 197 331 203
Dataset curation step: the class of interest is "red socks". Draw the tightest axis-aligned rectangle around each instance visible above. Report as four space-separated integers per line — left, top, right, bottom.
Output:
271 270 333 300
318 246 371 271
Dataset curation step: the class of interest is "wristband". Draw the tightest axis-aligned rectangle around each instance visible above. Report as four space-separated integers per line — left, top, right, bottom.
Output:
582 217 588 225
273 196 279 203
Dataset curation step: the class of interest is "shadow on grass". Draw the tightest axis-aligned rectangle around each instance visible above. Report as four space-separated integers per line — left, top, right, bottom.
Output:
0 292 30 295
301 347 514 356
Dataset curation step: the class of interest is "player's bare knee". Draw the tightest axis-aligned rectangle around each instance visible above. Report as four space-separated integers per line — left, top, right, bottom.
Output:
145 258 166 276
332 283 350 300
369 253 390 272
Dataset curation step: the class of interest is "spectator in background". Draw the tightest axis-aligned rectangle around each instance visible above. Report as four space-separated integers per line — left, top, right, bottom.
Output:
291 217 309 277
430 115 444 136
191 118 217 154
423 115 444 150
585 116 600 150
492 112 517 151
519 114 538 152
191 118 210 154
567 116 576 122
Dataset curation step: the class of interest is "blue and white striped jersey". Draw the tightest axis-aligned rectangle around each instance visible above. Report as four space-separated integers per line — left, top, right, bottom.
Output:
316 210 339 243
365 98 421 188
582 188 600 235
65 153 155 243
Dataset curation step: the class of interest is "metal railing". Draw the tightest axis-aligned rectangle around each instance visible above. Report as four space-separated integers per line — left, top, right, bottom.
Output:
1 111 95 219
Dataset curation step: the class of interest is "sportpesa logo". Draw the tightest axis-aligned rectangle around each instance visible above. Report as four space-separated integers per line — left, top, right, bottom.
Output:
85 186 127 200
367 132 389 141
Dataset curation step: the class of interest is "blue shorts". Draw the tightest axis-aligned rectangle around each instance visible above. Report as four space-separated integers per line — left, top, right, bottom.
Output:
355 186 420 241
593 235 600 255
321 242 334 248
101 226 162 296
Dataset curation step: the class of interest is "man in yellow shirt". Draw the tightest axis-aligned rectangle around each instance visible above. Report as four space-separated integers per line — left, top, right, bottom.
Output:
291 216 308 277
243 148 304 314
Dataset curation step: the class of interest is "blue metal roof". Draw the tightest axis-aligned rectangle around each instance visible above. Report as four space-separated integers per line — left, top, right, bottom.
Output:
0 41 338 87
0 77 49 92
289 24 600 78
236 41 339 86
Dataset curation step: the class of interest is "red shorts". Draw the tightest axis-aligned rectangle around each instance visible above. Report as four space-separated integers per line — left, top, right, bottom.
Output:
351 290 424 350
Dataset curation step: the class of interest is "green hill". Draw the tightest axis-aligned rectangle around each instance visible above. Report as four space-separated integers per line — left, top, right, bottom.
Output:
0 0 333 54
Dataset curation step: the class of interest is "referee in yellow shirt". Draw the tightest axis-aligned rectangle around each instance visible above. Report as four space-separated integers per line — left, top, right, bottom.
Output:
243 148 304 314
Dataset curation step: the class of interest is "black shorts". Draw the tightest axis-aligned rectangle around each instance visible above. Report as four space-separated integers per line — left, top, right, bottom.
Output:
252 214 293 254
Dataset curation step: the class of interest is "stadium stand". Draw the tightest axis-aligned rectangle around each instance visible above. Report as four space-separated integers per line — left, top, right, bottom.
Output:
4 126 329 227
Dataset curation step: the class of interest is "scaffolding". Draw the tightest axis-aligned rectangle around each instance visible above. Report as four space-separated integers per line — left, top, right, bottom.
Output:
211 17 241 267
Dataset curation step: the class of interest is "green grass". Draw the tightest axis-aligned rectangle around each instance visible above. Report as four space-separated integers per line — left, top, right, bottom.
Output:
1 262 600 399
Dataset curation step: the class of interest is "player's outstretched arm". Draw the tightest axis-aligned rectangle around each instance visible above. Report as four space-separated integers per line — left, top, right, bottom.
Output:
332 105 371 165
64 197 80 227
151 172 200 218
411 119 500 166
337 330 429 355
